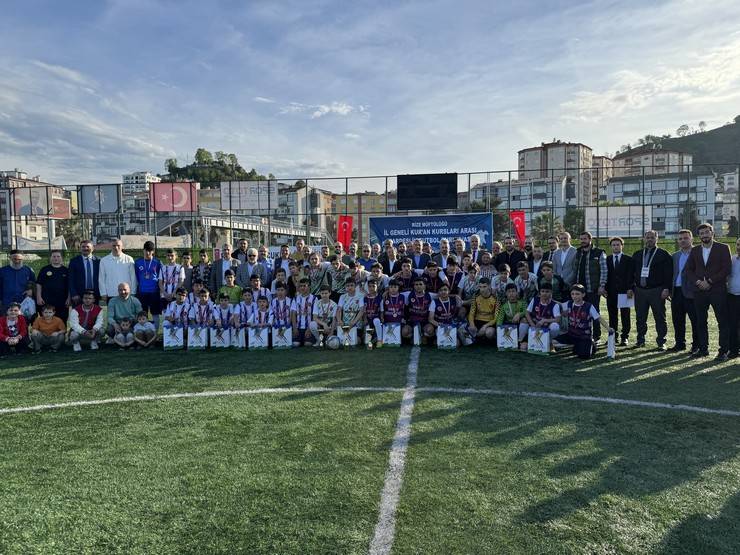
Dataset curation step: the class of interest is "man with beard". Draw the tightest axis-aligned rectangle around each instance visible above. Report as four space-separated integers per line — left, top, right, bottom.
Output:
573 231 607 343
494 236 526 270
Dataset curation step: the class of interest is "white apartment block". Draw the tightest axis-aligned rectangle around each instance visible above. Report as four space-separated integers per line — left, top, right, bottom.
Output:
518 141 593 206
122 171 161 195
613 148 693 178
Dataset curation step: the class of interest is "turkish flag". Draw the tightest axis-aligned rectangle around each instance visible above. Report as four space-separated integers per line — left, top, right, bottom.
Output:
150 182 198 212
337 215 353 247
510 210 526 249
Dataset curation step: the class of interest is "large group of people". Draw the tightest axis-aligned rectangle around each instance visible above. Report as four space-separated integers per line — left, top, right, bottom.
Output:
1 224 738 361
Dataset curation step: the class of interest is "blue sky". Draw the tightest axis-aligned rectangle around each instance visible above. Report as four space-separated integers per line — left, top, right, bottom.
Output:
1 0 739 186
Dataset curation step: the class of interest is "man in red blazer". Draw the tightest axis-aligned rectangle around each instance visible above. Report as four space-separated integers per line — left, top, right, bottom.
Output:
685 223 733 360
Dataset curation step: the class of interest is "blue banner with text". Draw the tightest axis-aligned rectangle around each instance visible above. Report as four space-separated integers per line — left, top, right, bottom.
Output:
369 212 493 248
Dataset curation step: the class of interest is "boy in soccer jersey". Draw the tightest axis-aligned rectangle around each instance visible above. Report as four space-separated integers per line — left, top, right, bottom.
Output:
363 279 383 346
537 261 567 303
159 248 185 311
496 283 528 349
327 255 350 302
234 288 257 331
286 261 302 297
392 257 417 297
114 317 135 349
492 264 515 305
218 269 242 304
135 241 163 329
305 252 330 295
270 281 293 345
271 268 288 294
367 263 389 296
212 293 235 331
429 283 465 346
557 284 612 359
309 285 338 345
249 296 273 328
188 289 213 326
188 279 205 305
459 263 480 309
467 277 497 343
403 277 434 341
337 278 365 340
381 279 405 345
478 251 496 280
249 275 272 303
164 287 190 326
30 305 66 353
68 290 105 351
422 261 447 298
133 311 157 349
290 278 315 347
514 261 539 304
522 282 561 349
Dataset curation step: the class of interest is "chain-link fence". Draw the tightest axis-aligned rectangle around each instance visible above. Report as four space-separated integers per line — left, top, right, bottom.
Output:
1 163 738 258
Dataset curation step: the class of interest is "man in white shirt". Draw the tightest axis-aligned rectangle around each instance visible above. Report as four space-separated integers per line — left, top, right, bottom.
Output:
555 231 577 286
98 239 137 302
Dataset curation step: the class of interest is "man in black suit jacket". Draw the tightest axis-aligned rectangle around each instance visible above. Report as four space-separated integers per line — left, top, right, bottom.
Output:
494 236 525 270
409 239 431 270
605 237 635 345
632 230 673 349
68 239 101 305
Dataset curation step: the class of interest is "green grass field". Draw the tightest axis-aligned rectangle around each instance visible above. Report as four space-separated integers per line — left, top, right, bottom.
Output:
1 309 738 554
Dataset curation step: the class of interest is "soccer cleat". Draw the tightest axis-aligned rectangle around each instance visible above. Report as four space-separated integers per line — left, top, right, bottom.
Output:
715 352 729 362
72 342 82 352
90 340 99 350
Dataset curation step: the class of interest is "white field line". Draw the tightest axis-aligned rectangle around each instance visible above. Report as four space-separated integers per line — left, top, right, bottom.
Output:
0 386 402 416
369 346 420 555
417 387 740 417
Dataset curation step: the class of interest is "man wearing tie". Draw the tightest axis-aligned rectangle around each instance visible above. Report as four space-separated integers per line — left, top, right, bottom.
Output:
670 229 698 353
468 234 485 265
68 240 100 305
605 237 635 346
685 223 732 360
631 230 672 350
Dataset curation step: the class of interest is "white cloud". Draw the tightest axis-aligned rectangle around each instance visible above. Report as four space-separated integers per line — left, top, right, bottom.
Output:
344 133 361 140
32 60 96 87
278 100 369 119
253 96 275 103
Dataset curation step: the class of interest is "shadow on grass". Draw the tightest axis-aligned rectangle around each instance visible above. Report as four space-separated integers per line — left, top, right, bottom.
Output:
407 392 740 551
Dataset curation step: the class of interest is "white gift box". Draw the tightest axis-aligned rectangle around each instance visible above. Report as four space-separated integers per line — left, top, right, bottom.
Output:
187 325 208 350
497 324 518 351
163 323 185 350
436 324 457 350
382 323 401 347
248 326 270 350
527 327 550 355
337 326 358 347
272 326 293 349
210 326 231 349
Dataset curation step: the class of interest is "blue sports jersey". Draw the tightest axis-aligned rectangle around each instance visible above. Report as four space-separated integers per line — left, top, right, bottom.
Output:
135 257 162 293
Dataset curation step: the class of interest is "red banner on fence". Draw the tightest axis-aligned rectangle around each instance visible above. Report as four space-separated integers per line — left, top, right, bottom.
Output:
337 215 353 247
510 210 526 248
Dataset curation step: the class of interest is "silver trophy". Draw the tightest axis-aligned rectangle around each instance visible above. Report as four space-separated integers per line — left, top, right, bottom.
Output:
342 325 351 348
319 331 325 348
365 325 374 350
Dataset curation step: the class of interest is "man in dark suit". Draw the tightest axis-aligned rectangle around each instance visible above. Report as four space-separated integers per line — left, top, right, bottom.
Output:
605 236 635 346
632 230 673 349
542 236 559 263
494 236 525 270
409 239 431 270
527 245 545 276
685 223 733 360
432 238 452 269
68 239 101 305
670 229 698 352
209 243 241 293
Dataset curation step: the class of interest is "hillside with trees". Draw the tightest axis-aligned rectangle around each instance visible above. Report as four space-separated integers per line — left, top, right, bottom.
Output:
161 149 275 187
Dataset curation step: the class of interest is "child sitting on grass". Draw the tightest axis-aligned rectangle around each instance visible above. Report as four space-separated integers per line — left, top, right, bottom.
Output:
0 302 30 357
133 311 157 349
30 305 66 354
114 317 135 350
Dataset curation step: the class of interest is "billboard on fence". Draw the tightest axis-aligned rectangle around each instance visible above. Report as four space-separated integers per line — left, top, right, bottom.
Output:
369 212 493 248
220 181 278 211
13 187 50 216
79 185 120 214
585 206 652 237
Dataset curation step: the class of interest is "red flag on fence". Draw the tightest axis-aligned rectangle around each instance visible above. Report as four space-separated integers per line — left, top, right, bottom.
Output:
510 210 526 249
337 215 353 247
150 181 198 212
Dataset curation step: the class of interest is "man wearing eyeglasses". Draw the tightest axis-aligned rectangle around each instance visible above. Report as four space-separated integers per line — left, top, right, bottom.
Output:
236 248 269 289
356 244 377 271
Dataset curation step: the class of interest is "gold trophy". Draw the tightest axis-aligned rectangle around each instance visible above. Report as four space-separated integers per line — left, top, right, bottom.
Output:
365 325 374 349
342 325 351 348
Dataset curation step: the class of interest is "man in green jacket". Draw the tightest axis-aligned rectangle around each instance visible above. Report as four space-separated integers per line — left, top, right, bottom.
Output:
107 282 143 339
